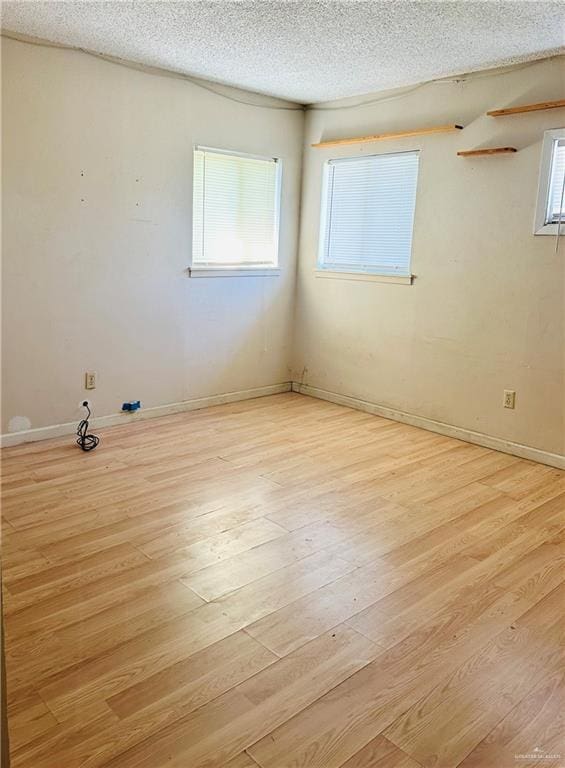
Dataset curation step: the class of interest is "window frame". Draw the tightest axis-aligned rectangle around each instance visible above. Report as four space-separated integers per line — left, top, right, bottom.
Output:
534 128 565 236
189 145 282 277
317 150 419 282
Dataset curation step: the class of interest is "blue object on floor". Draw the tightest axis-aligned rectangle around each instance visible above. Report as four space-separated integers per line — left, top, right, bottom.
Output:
122 400 141 412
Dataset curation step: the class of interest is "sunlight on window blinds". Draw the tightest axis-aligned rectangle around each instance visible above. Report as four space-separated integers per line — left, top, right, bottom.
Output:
547 139 565 224
193 148 280 267
319 151 419 276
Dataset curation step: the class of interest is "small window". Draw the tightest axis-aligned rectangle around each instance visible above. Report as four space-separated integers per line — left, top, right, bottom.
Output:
534 128 565 235
192 147 281 272
318 151 419 277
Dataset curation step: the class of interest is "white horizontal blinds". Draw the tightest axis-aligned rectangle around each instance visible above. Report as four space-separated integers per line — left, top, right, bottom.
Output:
192 150 205 262
192 148 279 266
321 151 419 276
547 139 565 223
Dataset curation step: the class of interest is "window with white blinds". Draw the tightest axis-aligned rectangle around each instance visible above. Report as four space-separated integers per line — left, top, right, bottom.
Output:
318 151 419 276
192 147 281 268
546 138 565 224
535 128 565 235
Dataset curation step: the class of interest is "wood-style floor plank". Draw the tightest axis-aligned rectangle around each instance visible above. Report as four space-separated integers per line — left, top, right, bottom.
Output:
2 392 563 768
384 584 564 767
225 753 262 768
339 735 421 768
458 668 565 768
6 688 58 752
247 583 565 768
99 625 381 768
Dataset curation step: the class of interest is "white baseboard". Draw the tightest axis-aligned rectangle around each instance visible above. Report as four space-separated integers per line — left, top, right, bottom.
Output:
3 380 563 470
1 383 292 448
292 382 565 470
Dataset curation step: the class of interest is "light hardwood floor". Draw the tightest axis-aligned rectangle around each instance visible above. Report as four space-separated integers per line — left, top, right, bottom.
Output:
1 392 564 768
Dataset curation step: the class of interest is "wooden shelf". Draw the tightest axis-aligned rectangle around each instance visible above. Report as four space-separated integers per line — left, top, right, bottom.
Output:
457 147 517 157
312 124 463 148
487 99 565 117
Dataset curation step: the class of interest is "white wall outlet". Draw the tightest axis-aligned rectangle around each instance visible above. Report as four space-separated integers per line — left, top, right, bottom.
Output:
503 390 516 409
85 371 96 390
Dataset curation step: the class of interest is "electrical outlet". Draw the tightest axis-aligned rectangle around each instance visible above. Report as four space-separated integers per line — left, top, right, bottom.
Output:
85 371 96 390
503 390 516 409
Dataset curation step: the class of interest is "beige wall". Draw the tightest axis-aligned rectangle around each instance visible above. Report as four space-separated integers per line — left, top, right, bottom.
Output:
1 37 304 432
293 57 565 457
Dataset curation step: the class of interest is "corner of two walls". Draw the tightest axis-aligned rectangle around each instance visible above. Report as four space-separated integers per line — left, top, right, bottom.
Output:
291 56 565 462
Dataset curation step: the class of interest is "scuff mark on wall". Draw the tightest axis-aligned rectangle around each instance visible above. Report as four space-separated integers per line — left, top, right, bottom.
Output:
8 416 31 433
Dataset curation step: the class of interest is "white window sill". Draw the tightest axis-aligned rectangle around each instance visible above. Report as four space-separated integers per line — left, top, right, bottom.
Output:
534 223 562 236
314 270 413 285
189 266 281 278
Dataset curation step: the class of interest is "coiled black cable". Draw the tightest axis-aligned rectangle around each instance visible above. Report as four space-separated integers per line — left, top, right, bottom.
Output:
76 401 100 451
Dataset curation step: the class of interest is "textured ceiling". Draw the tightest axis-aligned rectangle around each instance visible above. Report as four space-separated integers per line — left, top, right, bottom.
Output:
2 1 564 104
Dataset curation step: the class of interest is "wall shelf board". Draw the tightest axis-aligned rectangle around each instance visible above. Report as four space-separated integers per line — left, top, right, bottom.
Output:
312 124 463 148
457 147 517 157
487 99 565 117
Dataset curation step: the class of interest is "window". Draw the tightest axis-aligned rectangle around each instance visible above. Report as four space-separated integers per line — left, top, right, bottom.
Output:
318 151 419 278
534 128 565 235
191 147 281 274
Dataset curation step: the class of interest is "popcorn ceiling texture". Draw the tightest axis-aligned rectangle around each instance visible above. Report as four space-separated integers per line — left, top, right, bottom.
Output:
1 0 564 103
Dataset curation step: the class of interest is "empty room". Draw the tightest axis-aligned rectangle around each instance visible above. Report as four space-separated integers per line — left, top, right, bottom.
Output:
1 1 564 766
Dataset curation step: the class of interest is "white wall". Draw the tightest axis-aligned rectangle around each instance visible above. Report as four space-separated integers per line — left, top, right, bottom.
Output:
294 57 565 457
1 37 304 433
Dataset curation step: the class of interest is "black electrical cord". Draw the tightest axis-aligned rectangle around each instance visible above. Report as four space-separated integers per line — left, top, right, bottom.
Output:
76 401 100 451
